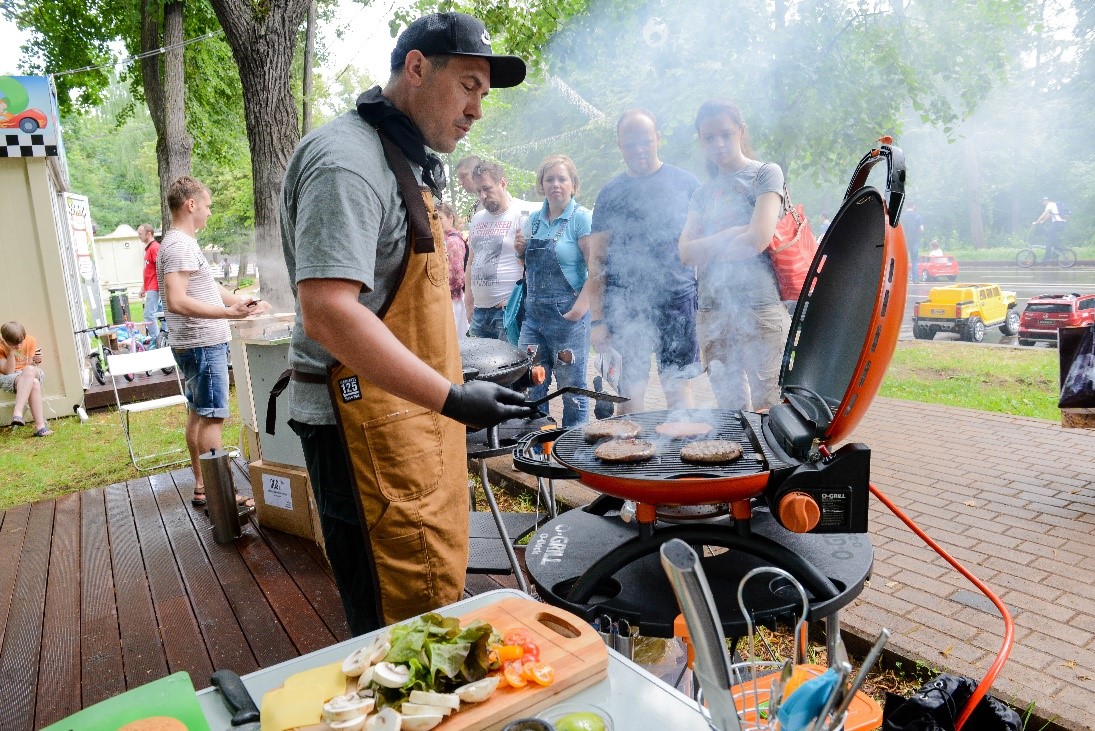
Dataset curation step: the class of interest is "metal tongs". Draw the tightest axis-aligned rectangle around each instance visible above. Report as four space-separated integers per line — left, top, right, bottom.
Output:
660 539 743 731
523 386 629 409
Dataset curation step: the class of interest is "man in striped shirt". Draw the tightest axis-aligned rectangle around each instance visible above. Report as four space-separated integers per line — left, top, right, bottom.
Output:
159 175 269 508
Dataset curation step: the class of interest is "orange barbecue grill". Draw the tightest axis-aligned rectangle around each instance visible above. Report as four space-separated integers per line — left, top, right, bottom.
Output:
517 141 908 638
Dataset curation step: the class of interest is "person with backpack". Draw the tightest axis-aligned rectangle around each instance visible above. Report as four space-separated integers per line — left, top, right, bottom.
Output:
678 98 789 411
1033 196 1067 262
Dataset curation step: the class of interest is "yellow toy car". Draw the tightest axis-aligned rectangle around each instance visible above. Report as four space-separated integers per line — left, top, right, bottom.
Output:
912 283 1019 342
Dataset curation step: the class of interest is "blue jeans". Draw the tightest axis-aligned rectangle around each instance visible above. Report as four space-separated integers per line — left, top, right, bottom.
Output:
144 290 161 339
519 300 590 427
470 306 507 340
172 343 230 418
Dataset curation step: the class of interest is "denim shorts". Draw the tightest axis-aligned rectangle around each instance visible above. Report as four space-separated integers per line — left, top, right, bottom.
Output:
172 343 230 419
607 289 702 386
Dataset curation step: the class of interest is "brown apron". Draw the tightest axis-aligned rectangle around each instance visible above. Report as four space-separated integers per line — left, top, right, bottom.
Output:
327 186 468 625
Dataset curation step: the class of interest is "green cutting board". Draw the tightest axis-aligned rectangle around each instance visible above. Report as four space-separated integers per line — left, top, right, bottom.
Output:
40 672 211 731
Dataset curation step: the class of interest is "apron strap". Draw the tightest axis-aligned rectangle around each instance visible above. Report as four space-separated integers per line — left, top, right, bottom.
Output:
266 368 327 435
378 130 435 254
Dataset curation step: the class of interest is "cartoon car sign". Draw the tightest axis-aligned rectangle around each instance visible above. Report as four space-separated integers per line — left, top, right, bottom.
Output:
0 107 49 134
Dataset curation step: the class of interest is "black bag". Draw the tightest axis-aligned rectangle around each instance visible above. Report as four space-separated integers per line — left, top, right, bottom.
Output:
1059 325 1095 408
882 674 1022 731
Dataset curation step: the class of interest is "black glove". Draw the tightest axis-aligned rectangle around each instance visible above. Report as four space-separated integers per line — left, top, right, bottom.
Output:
441 381 537 429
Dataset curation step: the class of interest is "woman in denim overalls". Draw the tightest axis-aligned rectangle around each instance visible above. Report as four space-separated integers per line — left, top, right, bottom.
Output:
515 156 594 427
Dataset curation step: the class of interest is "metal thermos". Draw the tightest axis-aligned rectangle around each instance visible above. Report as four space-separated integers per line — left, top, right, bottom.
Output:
200 448 241 543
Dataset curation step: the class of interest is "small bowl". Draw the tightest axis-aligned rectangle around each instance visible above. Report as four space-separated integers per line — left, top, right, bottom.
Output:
537 702 614 731
501 719 555 731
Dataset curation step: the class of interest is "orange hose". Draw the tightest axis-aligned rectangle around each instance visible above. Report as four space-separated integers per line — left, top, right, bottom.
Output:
868 482 1014 730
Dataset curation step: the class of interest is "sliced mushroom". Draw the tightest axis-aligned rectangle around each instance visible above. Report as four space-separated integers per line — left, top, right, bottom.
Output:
455 675 501 703
365 707 402 731
401 702 453 717
342 635 390 677
372 662 411 689
400 714 443 731
407 690 460 710
323 694 375 723
356 665 376 691
330 716 367 731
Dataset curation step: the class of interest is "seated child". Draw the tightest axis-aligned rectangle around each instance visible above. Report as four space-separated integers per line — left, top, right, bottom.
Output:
0 321 52 436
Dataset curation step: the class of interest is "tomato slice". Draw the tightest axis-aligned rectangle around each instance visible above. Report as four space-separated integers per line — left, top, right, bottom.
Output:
492 645 523 662
521 661 555 686
520 641 540 661
504 628 531 646
503 662 528 688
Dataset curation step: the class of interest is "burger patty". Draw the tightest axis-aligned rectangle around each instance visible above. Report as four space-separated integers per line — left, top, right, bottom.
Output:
594 438 657 463
655 421 714 439
679 439 744 464
583 419 643 442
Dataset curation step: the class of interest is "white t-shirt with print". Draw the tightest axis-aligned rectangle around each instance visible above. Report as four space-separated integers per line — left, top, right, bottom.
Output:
468 198 535 308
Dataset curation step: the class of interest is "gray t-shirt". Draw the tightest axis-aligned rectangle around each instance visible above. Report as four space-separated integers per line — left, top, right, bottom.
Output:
157 229 231 348
688 160 784 311
280 110 423 425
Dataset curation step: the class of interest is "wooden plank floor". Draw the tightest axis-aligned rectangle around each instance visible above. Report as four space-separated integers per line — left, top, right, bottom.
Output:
0 462 520 729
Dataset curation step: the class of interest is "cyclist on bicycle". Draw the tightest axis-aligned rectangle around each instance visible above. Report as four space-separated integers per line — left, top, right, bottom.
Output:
1033 196 1066 262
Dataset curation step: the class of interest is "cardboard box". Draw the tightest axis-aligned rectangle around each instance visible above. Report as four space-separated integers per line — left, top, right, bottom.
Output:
250 460 319 542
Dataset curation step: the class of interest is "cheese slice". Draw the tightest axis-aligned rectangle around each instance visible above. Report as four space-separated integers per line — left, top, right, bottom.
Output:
261 661 347 731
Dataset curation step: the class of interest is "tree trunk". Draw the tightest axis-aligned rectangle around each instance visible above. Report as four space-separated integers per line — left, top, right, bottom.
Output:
208 0 311 312
302 0 317 136
140 0 193 232
963 138 985 249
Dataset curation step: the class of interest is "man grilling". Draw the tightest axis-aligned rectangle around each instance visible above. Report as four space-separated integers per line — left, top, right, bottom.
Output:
280 12 533 634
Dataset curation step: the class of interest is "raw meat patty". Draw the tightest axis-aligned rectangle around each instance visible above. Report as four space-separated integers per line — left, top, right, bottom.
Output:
583 419 642 442
655 421 714 439
679 439 744 464
594 438 657 463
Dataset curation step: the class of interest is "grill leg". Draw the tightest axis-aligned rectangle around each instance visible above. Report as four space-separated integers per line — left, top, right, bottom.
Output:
480 426 531 594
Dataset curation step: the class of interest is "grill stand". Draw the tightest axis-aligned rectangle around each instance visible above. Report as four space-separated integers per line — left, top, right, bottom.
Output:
524 496 872 638
467 423 532 594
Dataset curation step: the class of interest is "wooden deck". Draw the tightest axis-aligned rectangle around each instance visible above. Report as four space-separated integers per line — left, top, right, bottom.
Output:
0 462 519 729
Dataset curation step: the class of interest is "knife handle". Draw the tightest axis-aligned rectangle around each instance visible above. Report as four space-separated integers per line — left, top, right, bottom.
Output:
211 669 260 725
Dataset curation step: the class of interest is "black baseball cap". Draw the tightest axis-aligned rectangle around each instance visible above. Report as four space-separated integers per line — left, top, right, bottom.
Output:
391 12 527 89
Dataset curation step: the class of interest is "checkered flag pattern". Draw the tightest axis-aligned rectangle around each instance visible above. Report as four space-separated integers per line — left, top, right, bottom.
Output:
0 133 58 158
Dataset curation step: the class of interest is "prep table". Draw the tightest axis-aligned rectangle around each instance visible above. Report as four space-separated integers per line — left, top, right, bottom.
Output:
196 588 711 730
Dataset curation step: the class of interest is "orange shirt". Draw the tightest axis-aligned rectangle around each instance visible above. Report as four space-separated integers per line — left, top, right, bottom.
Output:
0 335 38 372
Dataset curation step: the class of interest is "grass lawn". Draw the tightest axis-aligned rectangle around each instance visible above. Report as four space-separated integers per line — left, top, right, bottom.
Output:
881 340 1061 420
0 385 241 510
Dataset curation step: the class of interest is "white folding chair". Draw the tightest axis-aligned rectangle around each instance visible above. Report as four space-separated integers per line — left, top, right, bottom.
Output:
107 348 190 471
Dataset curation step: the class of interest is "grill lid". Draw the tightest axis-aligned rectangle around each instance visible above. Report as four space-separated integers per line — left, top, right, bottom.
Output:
774 142 908 450
459 337 533 385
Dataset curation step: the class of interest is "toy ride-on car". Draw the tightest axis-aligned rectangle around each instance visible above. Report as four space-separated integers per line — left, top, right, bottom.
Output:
912 283 1019 342
1018 293 1095 347
916 253 959 282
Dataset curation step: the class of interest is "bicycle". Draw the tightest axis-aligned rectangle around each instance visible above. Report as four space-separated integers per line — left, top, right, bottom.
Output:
73 324 117 385
1015 243 1076 268
114 320 176 378
1017 223 1076 268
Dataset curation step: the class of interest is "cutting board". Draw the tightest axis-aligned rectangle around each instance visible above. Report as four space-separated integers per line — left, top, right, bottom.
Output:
40 672 211 731
279 597 608 731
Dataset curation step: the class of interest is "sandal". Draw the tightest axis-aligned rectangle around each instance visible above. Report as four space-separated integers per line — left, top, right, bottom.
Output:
33 427 53 437
191 489 207 507
8 418 25 429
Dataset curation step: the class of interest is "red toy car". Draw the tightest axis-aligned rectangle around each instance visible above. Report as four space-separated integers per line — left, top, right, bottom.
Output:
1018 293 1095 346
0 108 48 134
917 253 959 282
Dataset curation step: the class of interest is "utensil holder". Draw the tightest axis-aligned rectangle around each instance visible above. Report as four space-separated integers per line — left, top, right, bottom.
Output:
200 448 241 543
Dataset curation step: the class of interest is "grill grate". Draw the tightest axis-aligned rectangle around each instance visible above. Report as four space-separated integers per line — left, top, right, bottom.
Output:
552 410 793 481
